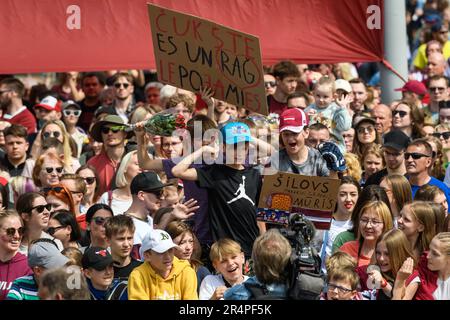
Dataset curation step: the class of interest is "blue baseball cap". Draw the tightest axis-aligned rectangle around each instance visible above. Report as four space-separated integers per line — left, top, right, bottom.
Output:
220 122 253 145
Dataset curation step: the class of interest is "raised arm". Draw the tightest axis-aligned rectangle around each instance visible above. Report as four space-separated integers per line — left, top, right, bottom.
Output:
171 145 216 181
135 121 163 172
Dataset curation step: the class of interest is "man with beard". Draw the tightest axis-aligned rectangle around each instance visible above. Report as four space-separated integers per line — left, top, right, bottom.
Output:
365 130 409 186
0 78 36 135
268 60 300 115
349 78 370 118
405 139 450 209
111 72 136 123
78 72 105 131
87 115 130 195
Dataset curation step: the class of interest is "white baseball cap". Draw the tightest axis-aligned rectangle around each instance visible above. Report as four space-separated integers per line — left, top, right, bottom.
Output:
139 229 179 259
335 79 352 93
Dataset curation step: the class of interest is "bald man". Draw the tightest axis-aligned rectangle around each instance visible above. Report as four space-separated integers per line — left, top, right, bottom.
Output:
371 104 392 135
427 52 447 78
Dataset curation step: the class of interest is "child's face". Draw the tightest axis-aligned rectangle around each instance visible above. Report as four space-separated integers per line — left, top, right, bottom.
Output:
327 279 356 300
85 265 114 291
224 142 249 165
314 85 334 109
434 192 448 212
108 230 134 259
375 241 391 273
213 252 245 283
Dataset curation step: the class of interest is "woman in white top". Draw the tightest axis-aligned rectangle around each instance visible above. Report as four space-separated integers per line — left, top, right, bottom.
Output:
320 176 360 271
99 150 140 215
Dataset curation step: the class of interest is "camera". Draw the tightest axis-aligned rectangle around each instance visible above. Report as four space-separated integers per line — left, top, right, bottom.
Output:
280 213 325 300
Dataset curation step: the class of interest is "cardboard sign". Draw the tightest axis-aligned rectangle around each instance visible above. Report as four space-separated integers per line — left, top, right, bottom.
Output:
257 172 340 230
147 4 268 115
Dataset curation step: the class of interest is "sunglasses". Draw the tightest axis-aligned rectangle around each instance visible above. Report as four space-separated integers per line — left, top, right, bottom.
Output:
392 110 408 117
30 203 52 214
43 131 61 139
429 86 446 92
63 109 81 117
2 227 25 237
43 186 65 194
93 216 111 226
357 126 375 134
432 131 450 140
101 126 122 134
114 83 130 89
404 152 431 160
44 167 64 174
264 81 276 88
46 226 66 236
83 177 96 185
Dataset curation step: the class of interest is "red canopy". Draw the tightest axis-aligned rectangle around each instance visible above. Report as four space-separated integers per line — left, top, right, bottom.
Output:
0 0 383 73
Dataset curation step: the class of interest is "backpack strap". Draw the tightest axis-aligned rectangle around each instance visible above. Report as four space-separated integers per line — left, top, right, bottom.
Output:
108 190 113 208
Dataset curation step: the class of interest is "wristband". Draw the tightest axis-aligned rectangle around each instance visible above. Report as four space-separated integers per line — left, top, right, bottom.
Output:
381 278 388 288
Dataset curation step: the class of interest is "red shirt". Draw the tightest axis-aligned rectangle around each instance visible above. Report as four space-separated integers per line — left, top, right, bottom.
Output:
415 251 438 300
76 213 87 231
1 107 36 135
267 95 288 115
87 150 118 196
340 240 372 267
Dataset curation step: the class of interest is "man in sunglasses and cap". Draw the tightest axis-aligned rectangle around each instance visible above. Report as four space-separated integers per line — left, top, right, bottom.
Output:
365 130 410 186
88 114 132 195
406 139 450 212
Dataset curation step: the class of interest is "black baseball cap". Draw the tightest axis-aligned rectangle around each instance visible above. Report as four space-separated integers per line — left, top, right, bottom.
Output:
82 247 113 271
382 130 410 152
130 172 171 195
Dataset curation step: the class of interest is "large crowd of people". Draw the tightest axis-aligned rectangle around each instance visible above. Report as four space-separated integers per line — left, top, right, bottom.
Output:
0 0 450 301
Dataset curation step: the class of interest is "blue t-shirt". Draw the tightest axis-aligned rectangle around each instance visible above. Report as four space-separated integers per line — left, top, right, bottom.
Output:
410 177 450 213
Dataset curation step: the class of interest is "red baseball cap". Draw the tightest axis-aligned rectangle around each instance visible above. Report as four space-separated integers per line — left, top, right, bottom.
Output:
394 80 427 95
34 95 61 112
279 108 309 133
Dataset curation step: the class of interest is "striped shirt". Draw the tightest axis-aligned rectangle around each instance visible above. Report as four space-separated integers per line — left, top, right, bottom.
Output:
6 275 39 300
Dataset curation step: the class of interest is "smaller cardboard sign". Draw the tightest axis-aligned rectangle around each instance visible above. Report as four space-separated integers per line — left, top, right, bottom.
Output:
257 172 340 230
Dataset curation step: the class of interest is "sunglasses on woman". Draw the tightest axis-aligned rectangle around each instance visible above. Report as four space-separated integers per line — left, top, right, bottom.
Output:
43 131 61 139
45 167 63 174
63 109 81 117
82 177 96 185
2 227 25 237
93 216 110 226
432 131 450 140
46 225 66 236
30 203 52 214
392 110 408 117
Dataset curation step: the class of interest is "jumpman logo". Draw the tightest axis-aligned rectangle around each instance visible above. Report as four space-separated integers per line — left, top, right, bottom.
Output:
227 176 255 206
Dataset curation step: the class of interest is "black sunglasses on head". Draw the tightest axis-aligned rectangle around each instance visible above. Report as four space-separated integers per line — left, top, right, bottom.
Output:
43 186 65 194
3 227 25 237
30 203 52 214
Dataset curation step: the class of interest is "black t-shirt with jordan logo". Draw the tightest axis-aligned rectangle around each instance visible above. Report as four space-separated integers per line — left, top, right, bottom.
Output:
196 164 261 257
